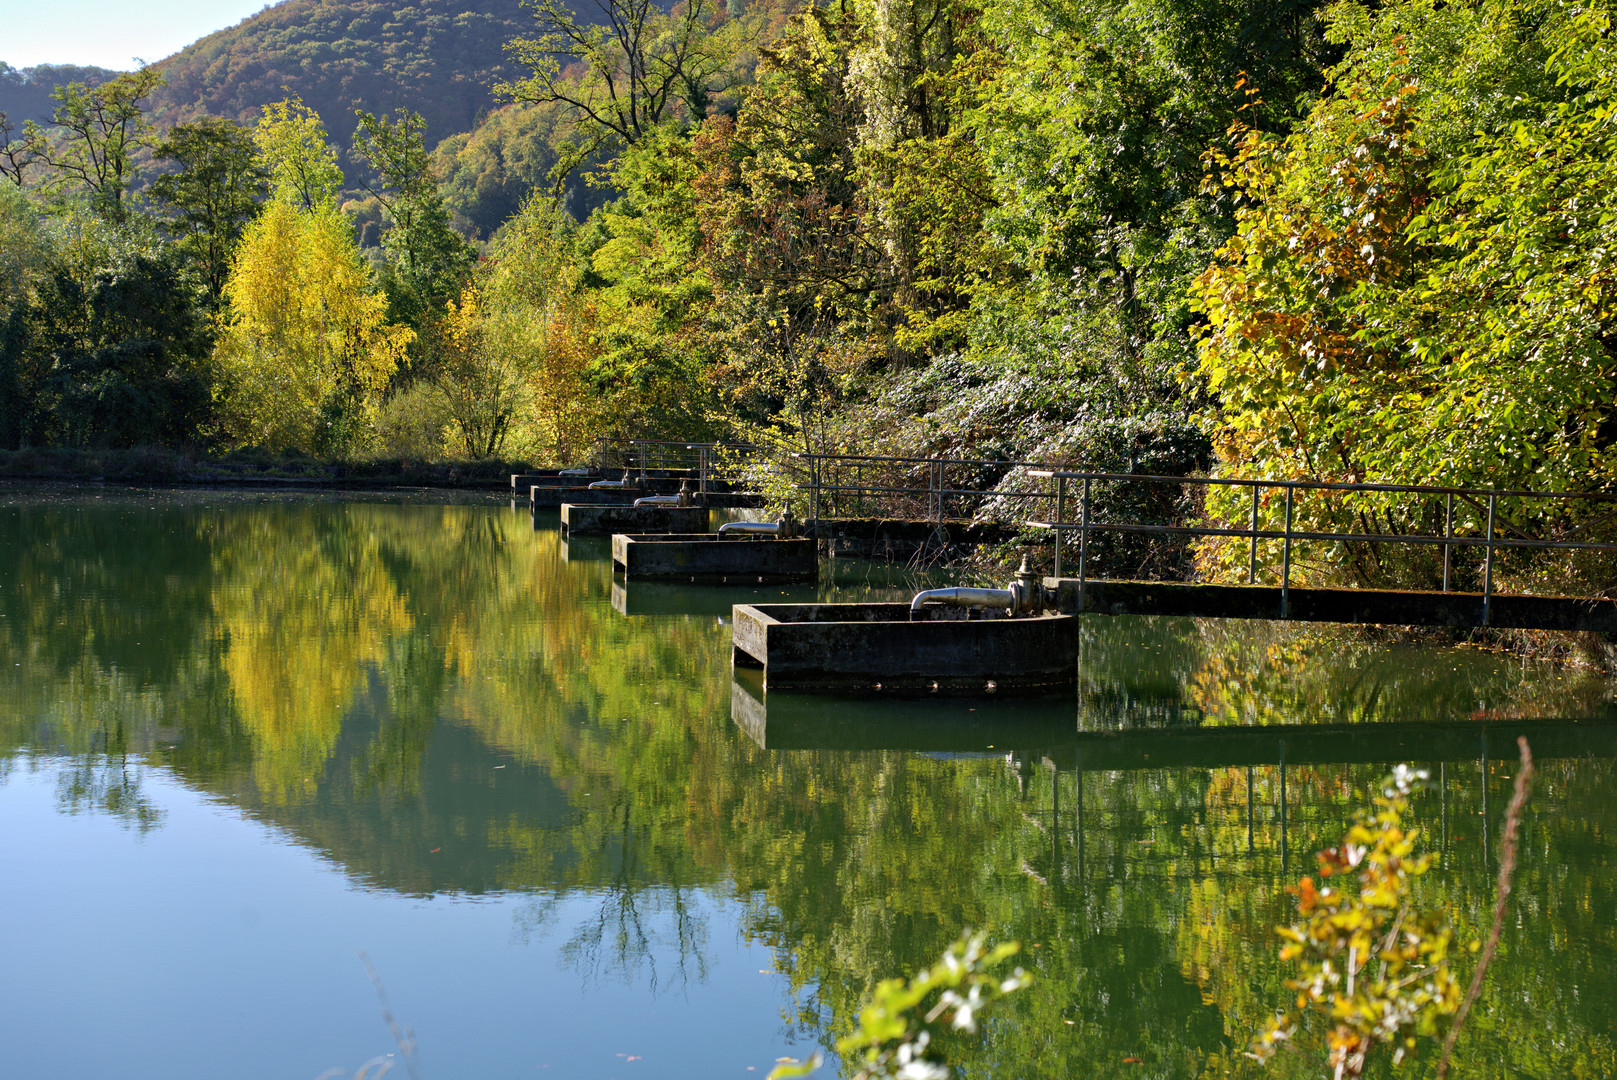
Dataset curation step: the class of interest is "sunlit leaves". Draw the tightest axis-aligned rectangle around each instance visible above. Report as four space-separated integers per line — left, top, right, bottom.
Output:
215 200 412 452
1254 766 1462 1079
771 932 1031 1080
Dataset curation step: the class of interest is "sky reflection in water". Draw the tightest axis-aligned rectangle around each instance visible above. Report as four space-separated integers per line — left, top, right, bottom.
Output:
0 489 1613 1079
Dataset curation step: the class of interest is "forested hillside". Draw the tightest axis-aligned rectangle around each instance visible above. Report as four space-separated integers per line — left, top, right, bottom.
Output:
0 63 121 124
146 0 530 150
5 0 1617 596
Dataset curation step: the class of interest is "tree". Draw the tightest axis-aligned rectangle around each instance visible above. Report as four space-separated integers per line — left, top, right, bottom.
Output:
431 283 528 458
253 97 343 212
0 112 43 188
24 67 164 222
214 200 412 452
1188 0 1607 586
497 0 748 164
149 117 269 308
351 108 475 323
0 212 213 449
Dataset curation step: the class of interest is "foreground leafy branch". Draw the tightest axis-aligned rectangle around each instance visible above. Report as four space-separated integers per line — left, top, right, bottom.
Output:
1255 741 1535 1079
772 932 1031 1080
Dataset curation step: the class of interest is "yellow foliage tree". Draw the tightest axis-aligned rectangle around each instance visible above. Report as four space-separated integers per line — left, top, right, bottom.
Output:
214 200 413 452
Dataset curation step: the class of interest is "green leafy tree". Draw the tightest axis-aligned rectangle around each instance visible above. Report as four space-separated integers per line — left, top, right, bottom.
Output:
149 116 269 308
351 107 476 326
0 213 213 449
497 0 749 169
1188 0 1615 585
24 67 165 222
253 97 344 212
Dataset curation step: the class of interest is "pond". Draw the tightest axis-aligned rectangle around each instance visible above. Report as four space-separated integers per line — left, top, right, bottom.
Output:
2 489 1614 1079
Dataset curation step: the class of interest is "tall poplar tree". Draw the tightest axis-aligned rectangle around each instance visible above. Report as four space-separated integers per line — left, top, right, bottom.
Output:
215 100 411 452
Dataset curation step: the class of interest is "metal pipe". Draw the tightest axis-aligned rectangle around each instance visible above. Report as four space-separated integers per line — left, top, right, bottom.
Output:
719 507 795 538
633 479 696 507
909 586 1017 615
1054 476 1067 578
910 551 1043 618
1281 486 1294 619
588 470 637 490
1249 485 1260 584
719 521 784 537
1078 477 1091 586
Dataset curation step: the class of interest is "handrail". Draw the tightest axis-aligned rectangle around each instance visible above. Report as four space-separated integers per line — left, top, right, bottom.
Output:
777 451 1617 624
1026 468 1617 503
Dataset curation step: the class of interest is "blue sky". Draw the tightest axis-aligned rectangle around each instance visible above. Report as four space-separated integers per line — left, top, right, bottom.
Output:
6 0 276 70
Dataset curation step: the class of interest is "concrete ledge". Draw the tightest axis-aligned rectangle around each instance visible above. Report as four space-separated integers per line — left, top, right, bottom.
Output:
513 470 599 491
732 602 1080 695
533 485 636 508
1047 578 1617 632
532 485 764 509
612 533 817 582
561 503 711 536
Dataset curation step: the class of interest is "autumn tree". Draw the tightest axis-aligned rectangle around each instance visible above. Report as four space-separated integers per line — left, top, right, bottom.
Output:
1188 0 1607 583
216 99 410 453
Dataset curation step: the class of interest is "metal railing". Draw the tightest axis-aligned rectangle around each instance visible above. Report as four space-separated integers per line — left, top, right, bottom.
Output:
581 445 1617 617
1029 470 1617 623
790 452 1066 523
589 439 763 496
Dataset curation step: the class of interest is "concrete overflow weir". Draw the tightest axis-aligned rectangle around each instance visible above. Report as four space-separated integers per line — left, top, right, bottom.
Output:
560 503 711 537
613 533 818 583
1043 578 1617 632
731 602 1080 695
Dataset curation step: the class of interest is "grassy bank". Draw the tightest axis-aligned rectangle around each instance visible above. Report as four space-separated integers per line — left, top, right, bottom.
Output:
0 446 531 490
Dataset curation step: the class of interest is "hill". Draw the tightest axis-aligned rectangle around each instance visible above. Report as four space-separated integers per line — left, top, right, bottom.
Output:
0 63 123 126
147 0 533 154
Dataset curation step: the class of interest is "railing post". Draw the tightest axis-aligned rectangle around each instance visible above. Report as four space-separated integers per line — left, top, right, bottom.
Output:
1281 485 1294 619
1249 484 1259 585
810 455 820 523
1078 477 1091 596
699 446 709 499
1442 492 1453 592
1483 493 1496 626
1054 475 1068 578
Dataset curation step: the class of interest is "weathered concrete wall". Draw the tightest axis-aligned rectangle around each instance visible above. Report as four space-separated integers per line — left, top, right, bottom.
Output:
561 503 711 536
1048 578 1617 632
732 602 1080 695
613 534 817 583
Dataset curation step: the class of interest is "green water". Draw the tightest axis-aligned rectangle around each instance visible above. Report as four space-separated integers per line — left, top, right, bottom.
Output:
1 489 1613 1079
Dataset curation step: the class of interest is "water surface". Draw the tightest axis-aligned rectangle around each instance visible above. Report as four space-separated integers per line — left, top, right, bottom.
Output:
2 488 1612 1078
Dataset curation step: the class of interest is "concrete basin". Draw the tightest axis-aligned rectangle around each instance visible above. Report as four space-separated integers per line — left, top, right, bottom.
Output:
732 602 1080 695
612 533 817 583
560 503 711 537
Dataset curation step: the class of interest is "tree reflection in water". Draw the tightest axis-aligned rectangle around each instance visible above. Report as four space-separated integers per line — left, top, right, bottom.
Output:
0 489 1613 1077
